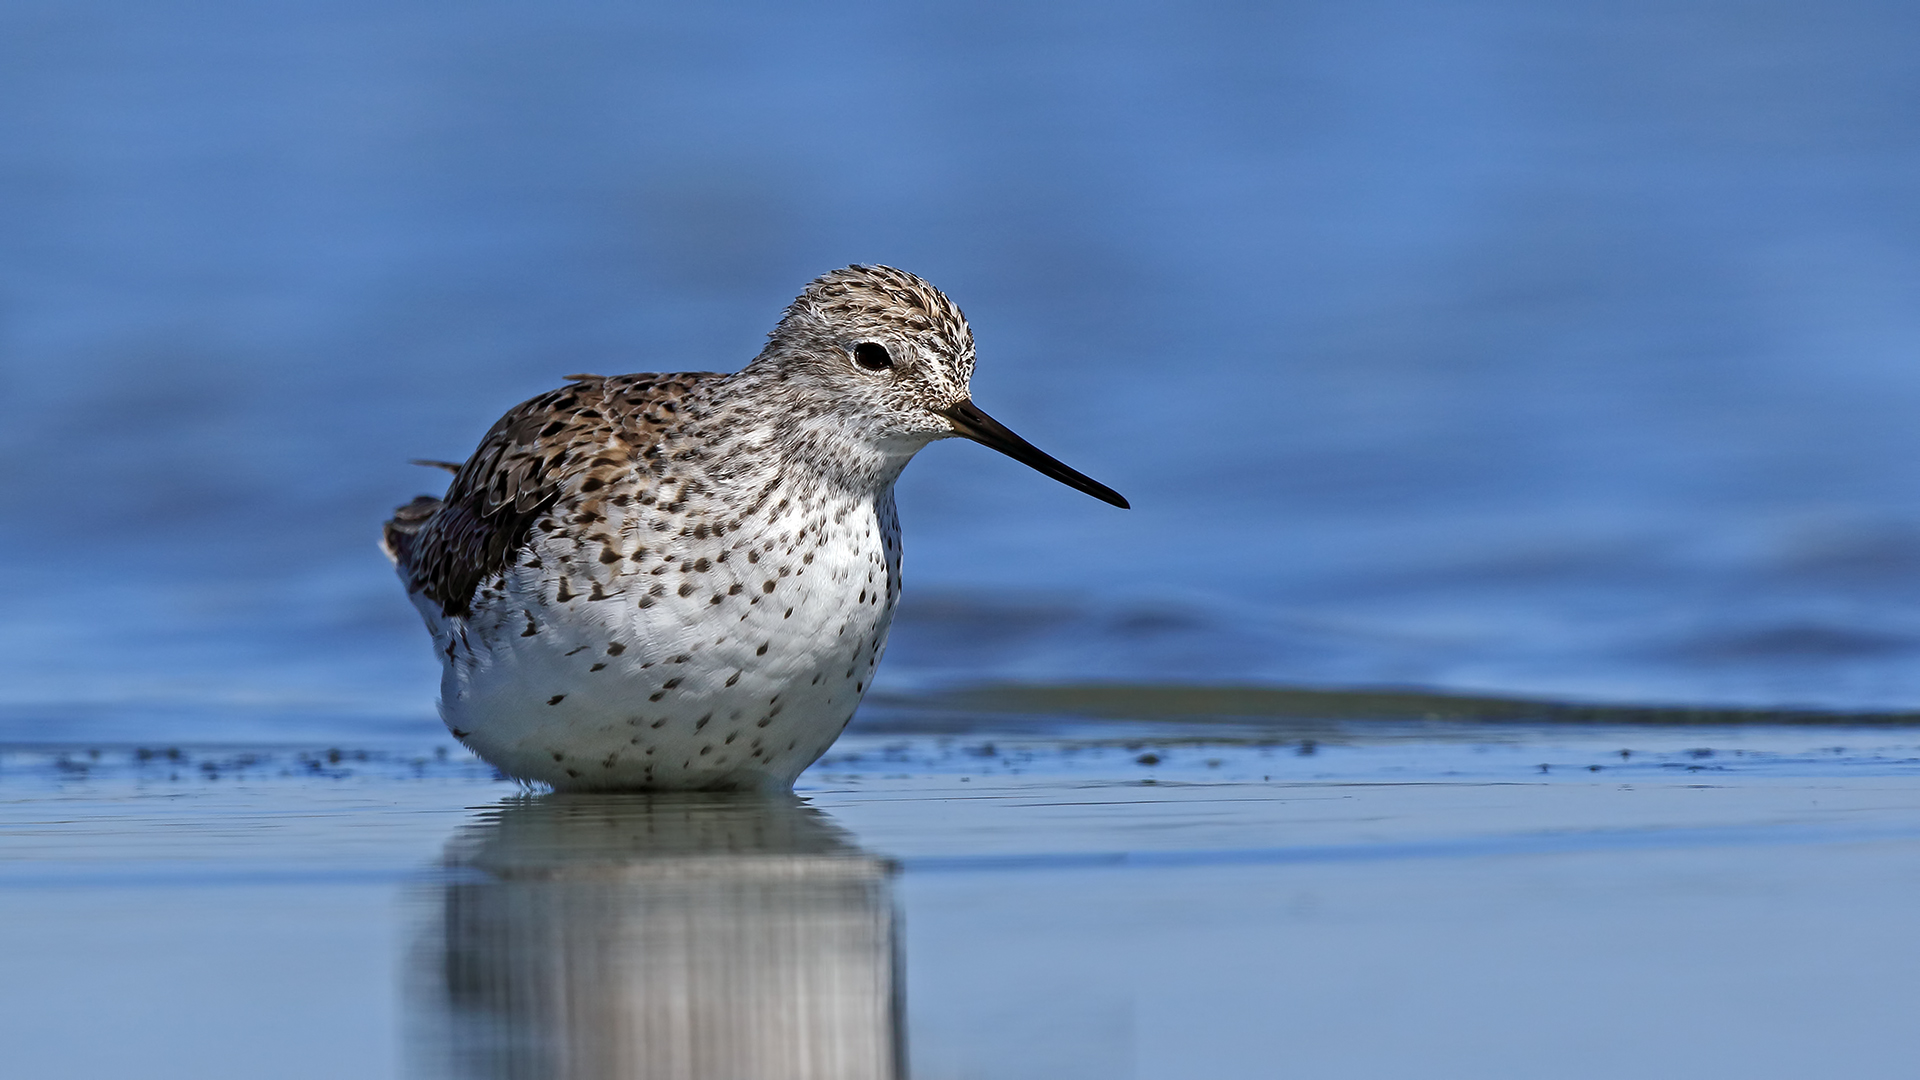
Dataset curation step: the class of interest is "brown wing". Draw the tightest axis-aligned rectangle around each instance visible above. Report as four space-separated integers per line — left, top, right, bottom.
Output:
382 373 712 618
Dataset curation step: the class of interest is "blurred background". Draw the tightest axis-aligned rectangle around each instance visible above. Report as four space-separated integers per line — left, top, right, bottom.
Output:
6 0 1920 735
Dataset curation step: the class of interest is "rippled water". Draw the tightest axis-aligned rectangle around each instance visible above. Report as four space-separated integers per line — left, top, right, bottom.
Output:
6 7 1920 1076
6 719 1920 1079
6 0 1920 724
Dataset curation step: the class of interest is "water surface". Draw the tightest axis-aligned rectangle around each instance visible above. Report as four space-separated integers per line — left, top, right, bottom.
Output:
5 0 1920 718
5 7 1920 1075
6 714 1920 1078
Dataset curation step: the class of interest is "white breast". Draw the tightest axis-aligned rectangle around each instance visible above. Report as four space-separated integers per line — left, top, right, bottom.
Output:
419 488 903 790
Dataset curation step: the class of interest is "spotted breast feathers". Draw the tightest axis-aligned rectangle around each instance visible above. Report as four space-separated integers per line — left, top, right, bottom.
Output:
382 373 715 618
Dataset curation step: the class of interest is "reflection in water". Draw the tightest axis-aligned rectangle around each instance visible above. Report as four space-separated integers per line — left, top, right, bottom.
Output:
412 794 901 1080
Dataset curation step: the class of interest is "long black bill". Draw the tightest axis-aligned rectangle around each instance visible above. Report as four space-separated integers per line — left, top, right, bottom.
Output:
936 400 1130 509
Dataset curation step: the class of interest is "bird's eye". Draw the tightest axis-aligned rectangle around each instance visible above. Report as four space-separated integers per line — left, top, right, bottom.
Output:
852 342 894 371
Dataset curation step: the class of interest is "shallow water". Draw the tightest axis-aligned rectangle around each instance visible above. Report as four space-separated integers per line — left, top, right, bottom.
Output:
6 713 1920 1079
7 5 1920 1076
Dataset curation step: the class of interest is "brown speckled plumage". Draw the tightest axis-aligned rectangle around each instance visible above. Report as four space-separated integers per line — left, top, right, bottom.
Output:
382 265 1125 791
383 374 711 618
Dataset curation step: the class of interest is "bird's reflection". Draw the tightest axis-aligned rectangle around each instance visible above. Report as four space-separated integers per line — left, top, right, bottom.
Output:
411 793 902 1080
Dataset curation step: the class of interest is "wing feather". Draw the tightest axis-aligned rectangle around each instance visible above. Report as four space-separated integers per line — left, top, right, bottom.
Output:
382 373 711 617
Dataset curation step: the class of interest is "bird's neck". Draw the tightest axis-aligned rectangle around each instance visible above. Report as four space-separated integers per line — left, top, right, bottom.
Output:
704 370 930 502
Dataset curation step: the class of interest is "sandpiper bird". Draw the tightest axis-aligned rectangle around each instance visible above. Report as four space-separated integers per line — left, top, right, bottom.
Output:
383 265 1127 791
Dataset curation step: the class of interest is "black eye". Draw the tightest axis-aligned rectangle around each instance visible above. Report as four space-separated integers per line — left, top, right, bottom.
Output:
852 342 893 371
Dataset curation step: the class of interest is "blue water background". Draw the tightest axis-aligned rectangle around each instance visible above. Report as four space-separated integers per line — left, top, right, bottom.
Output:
6 0 1920 733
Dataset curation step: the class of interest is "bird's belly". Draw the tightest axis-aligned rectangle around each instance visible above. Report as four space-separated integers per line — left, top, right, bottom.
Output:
427 524 898 790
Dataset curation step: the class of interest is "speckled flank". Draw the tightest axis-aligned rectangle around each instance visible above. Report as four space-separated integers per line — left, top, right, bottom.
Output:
381 265 1121 791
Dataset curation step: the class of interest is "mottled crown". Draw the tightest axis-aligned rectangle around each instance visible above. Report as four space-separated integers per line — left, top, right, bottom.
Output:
767 264 976 388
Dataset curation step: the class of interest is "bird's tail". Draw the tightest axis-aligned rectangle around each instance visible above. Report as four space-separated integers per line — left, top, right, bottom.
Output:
380 495 443 567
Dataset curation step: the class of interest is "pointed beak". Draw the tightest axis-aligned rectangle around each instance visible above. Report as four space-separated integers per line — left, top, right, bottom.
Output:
935 400 1130 509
